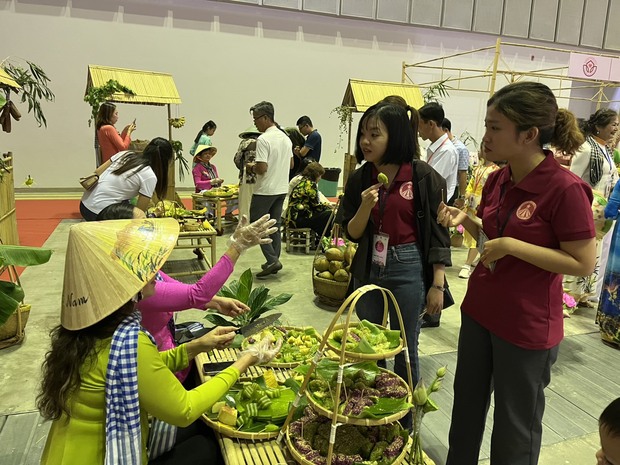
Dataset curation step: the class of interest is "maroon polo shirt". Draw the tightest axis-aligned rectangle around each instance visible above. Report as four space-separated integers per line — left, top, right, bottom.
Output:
370 164 417 246
462 152 595 350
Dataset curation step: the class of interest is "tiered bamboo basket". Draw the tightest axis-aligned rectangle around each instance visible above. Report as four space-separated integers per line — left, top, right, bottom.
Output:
0 153 19 246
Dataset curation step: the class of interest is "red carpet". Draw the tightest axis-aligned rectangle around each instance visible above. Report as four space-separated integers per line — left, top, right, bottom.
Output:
16 199 81 247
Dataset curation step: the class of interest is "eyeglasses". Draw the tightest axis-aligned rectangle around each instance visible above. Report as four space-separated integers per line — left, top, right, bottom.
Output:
253 114 266 123
298 124 307 131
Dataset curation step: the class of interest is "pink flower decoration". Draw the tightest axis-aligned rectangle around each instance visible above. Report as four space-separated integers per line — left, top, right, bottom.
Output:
456 224 464 234
562 292 577 309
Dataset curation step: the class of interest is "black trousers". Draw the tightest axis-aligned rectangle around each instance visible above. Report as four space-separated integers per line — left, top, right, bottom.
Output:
149 420 223 465
293 210 334 239
446 313 558 465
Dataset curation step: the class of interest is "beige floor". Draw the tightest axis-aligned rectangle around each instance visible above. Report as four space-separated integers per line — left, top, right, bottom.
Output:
0 219 606 464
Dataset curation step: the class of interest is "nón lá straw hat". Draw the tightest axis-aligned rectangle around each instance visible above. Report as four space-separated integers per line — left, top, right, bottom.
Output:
194 144 217 157
239 125 261 139
61 218 179 330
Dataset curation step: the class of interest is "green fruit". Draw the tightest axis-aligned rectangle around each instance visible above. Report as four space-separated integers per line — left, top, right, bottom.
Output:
377 173 389 185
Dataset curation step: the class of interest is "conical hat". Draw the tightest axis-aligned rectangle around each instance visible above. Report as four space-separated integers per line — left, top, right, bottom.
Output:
61 218 179 330
239 125 261 138
194 144 217 156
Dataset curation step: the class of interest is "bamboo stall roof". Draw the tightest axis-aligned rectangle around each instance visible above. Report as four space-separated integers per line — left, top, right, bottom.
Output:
85 65 181 105
0 68 21 90
342 79 424 112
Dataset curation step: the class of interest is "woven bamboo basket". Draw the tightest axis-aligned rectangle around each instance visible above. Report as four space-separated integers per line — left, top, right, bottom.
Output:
311 204 353 307
0 304 31 349
286 423 412 465
202 414 280 440
324 322 404 361
305 367 412 426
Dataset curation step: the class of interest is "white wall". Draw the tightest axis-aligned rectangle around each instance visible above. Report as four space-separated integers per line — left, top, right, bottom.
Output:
0 0 597 189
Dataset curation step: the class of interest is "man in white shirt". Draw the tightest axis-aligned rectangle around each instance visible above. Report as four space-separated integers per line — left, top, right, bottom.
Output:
442 118 470 209
246 101 292 277
417 102 458 328
418 103 459 203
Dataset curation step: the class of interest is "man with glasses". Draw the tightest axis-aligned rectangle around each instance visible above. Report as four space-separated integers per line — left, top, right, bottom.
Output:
246 101 292 278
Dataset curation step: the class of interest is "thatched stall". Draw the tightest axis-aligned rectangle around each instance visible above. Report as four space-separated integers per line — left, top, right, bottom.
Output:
340 79 425 186
85 65 182 200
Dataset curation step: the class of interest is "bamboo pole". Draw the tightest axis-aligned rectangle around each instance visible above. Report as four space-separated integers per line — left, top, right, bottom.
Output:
401 61 406 84
489 38 502 96
403 45 496 67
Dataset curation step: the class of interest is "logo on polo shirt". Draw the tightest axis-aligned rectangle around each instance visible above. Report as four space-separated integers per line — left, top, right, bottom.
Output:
400 181 413 200
516 201 536 220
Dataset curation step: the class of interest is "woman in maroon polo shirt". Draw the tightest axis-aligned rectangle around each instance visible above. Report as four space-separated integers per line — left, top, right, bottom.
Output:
438 82 596 465
340 102 452 430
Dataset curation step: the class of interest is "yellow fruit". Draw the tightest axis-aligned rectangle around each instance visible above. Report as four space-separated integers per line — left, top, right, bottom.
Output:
314 257 330 272
328 260 344 275
318 271 334 280
334 269 349 282
325 248 344 261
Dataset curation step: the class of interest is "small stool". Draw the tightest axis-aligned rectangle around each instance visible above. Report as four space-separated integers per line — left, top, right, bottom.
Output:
285 227 315 254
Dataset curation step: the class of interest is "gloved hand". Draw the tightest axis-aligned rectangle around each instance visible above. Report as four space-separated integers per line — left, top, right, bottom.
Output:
228 214 278 254
240 335 283 364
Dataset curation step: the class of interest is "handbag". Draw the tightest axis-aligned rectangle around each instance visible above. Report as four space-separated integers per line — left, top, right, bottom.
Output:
79 173 99 190
79 157 114 190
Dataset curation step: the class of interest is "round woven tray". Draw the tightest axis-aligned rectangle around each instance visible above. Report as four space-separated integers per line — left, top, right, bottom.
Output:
285 422 411 465
262 326 323 368
324 323 404 361
305 367 412 426
202 414 279 440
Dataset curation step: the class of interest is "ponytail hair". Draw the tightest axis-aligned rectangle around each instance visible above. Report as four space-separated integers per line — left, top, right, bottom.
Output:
488 81 583 155
380 95 421 159
552 108 585 156
194 120 217 144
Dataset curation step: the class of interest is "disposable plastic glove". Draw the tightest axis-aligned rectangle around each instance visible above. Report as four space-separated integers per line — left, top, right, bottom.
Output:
228 214 278 253
240 335 283 364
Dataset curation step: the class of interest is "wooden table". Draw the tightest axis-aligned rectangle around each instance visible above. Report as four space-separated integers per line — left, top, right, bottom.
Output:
165 223 217 279
192 193 239 235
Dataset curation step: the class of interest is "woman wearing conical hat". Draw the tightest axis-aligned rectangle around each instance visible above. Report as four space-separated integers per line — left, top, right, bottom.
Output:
38 218 281 465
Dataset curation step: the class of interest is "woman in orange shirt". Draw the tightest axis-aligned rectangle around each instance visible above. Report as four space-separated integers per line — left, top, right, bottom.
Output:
96 102 137 165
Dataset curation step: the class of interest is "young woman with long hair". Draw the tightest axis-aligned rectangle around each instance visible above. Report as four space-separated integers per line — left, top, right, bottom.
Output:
189 120 217 156
95 102 136 165
80 137 172 221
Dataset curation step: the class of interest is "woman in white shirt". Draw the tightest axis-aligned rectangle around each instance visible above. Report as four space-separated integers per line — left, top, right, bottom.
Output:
569 109 619 304
80 137 173 221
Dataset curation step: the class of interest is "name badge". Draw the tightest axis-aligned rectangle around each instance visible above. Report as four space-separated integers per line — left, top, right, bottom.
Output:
372 233 389 267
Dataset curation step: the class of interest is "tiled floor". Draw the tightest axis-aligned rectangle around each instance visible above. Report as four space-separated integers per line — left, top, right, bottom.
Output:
0 218 614 465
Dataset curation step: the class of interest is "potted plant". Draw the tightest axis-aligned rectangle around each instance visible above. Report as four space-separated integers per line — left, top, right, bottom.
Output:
0 244 53 348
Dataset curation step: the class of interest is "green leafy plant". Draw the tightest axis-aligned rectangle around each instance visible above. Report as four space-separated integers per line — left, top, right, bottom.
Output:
1 59 55 127
459 130 479 151
171 139 190 181
422 79 451 104
0 245 53 326
204 268 292 327
330 105 354 152
83 79 135 127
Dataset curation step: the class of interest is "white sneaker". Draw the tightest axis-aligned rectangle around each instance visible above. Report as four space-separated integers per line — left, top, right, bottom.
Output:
459 265 471 279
